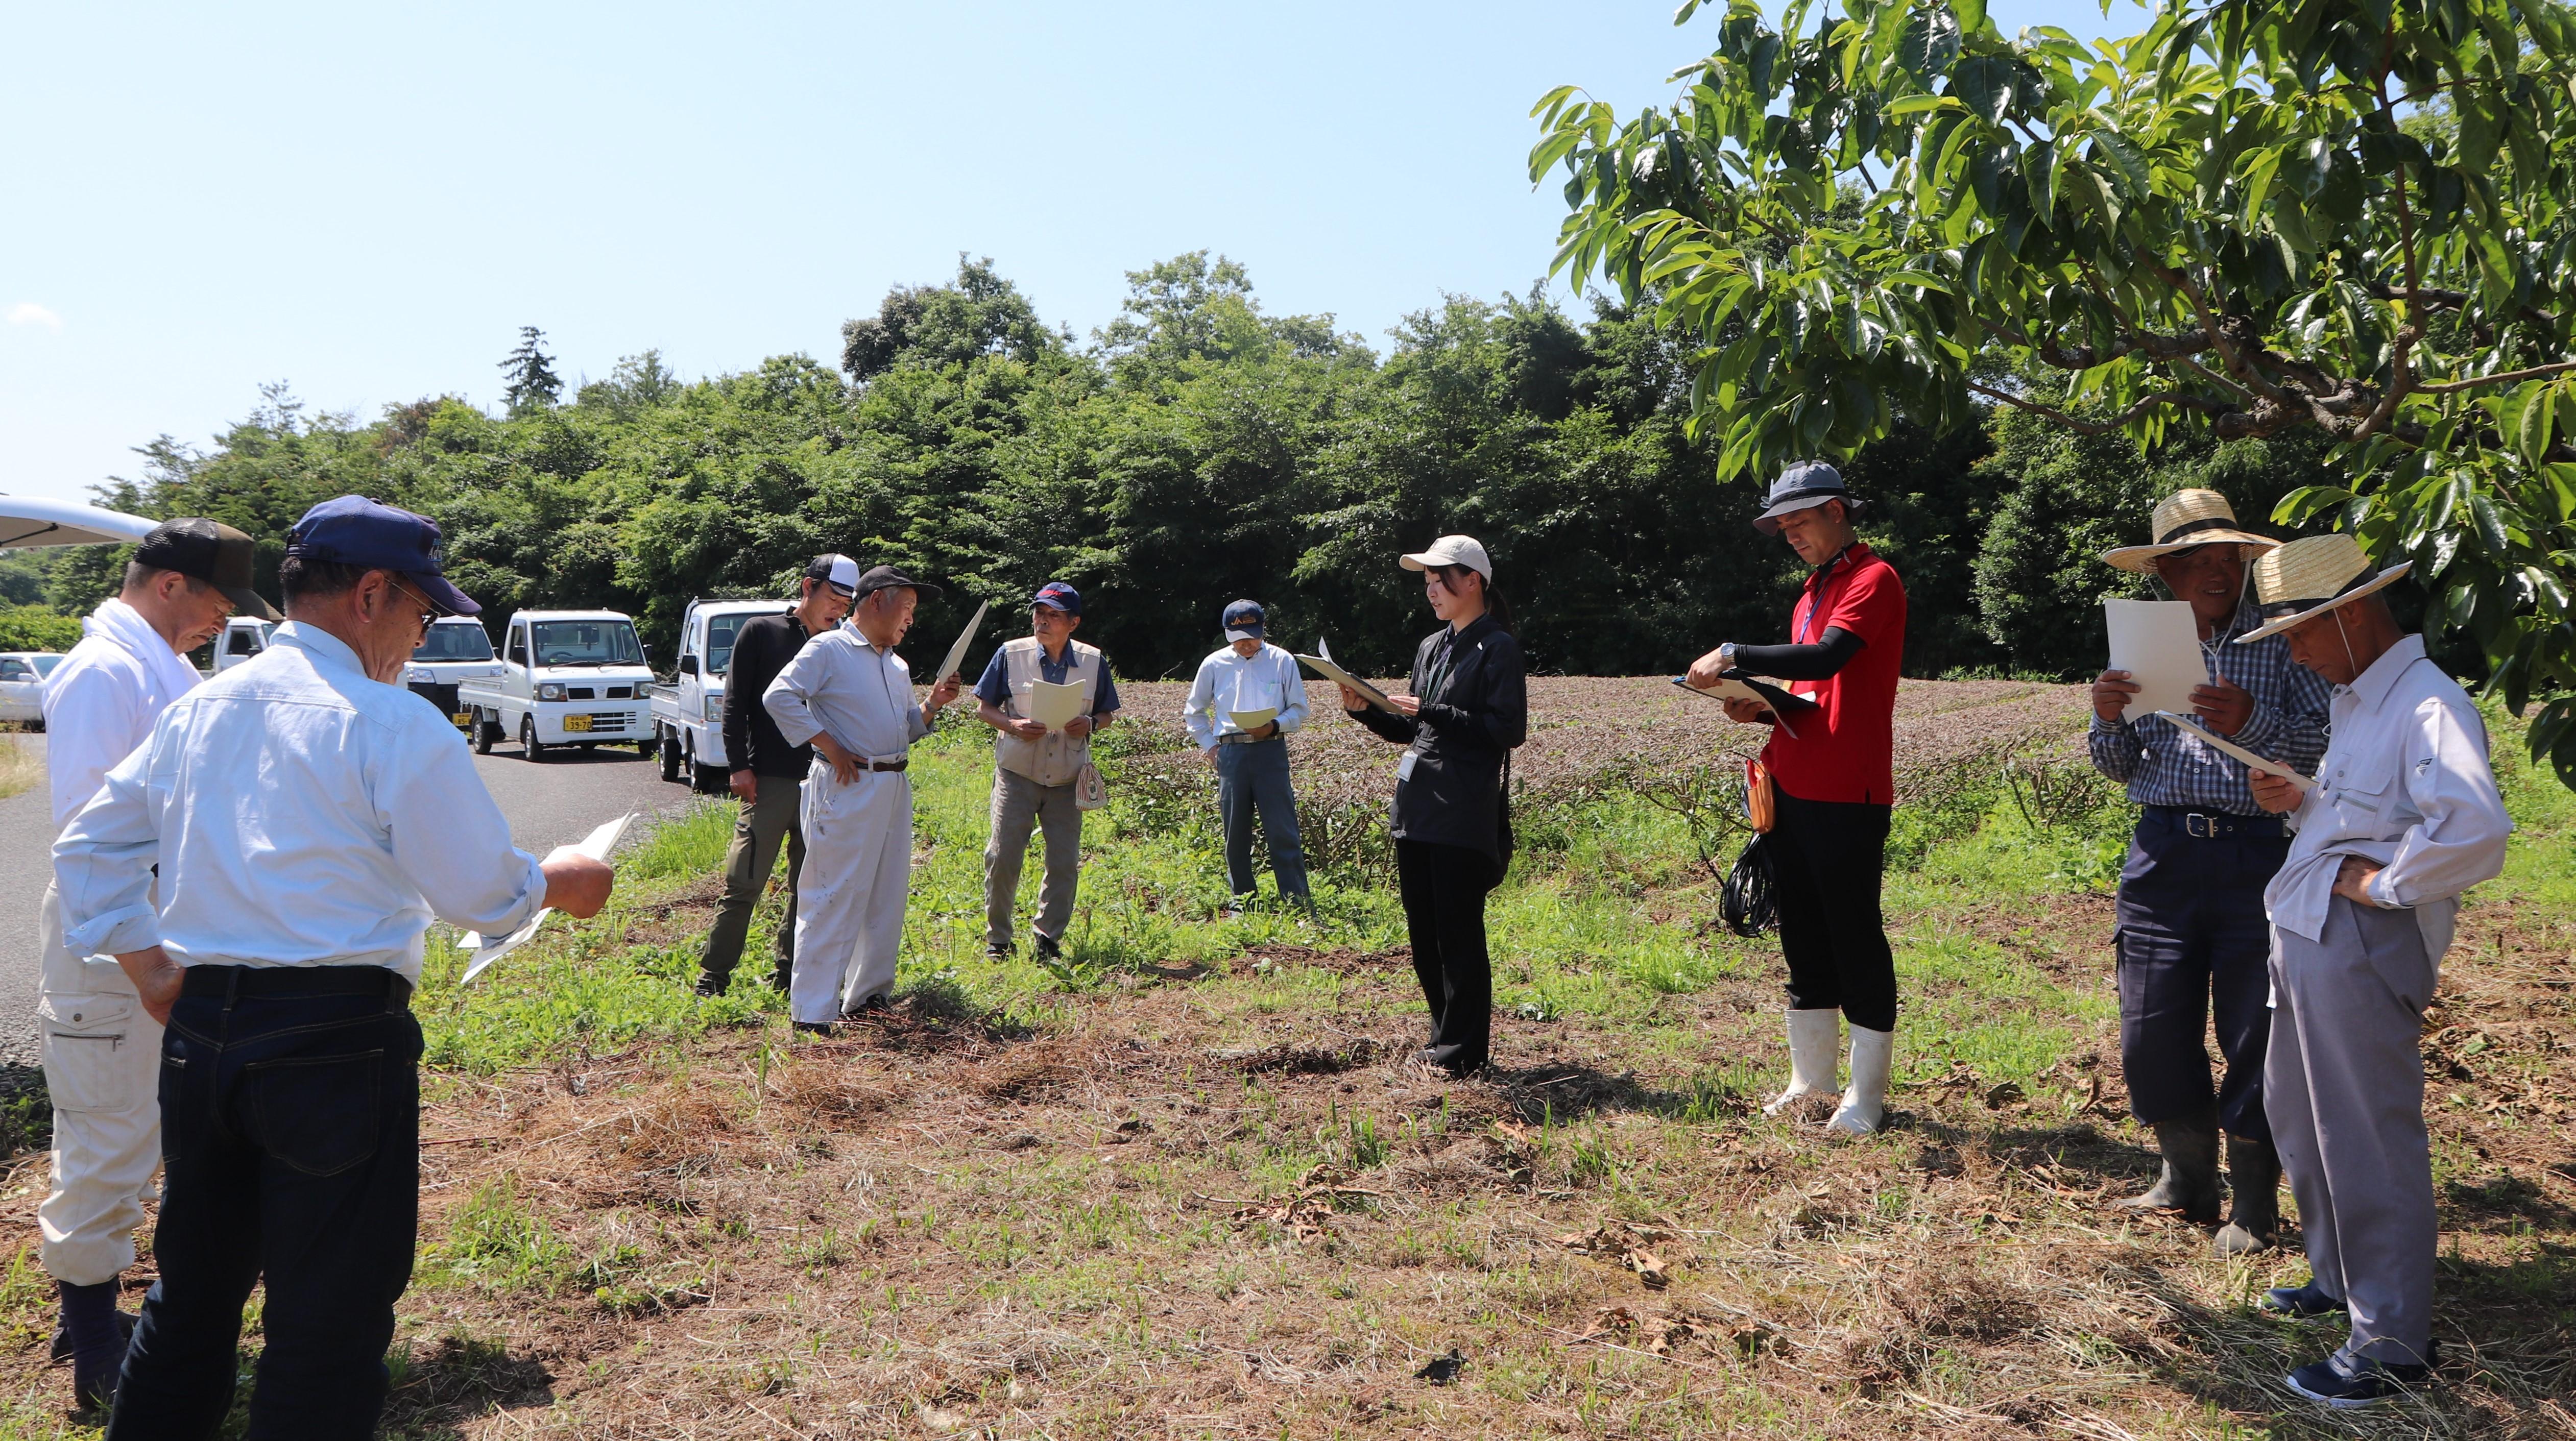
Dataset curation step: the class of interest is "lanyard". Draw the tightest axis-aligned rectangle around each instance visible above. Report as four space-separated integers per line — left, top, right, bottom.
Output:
1796 548 1854 646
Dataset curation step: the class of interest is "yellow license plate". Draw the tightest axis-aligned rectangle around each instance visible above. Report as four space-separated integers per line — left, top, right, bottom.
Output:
562 714 592 733
450 711 472 727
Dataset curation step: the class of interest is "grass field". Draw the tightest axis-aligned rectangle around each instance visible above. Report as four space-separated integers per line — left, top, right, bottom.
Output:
0 678 2569 1438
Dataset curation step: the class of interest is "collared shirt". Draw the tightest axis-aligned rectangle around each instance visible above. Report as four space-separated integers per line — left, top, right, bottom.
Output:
973 641 1121 716
2087 595 2333 814
1763 542 1906 805
53 623 547 980
1181 642 1309 750
763 630 931 764
2266 634 2511 962
41 597 205 832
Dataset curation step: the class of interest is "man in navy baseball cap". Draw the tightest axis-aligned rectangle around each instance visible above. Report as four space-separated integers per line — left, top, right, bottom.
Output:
285 496 479 616
1032 580 1081 616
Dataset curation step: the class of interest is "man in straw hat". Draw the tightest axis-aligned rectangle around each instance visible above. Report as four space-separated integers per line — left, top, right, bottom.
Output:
2237 533 2509 1407
2088 490 2331 1255
1688 461 1906 1135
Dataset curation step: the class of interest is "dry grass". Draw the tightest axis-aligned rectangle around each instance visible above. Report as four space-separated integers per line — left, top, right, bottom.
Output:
0 732 39 803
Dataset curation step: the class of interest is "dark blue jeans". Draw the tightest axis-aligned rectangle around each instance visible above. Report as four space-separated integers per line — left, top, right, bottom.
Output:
2115 811 2286 1139
109 966 421 1441
1217 737 1309 900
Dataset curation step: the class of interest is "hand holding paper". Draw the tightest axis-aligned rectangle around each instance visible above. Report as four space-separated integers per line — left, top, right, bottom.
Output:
1297 638 1397 714
936 600 988 682
1026 679 1088 730
460 812 634 984
2103 600 2203 719
2156 712 2316 793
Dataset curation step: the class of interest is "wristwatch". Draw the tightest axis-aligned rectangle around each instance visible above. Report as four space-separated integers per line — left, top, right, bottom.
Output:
1718 642 1739 673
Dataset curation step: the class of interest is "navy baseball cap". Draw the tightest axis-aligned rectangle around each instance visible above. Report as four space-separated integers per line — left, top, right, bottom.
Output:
1033 581 1081 616
285 495 480 616
1752 461 1868 535
1222 599 1264 640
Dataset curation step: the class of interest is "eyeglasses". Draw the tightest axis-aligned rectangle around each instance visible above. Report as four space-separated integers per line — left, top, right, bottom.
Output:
387 577 443 629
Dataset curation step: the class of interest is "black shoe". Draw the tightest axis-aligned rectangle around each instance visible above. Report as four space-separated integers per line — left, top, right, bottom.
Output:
692 971 726 998
769 965 794 995
1031 931 1063 962
791 1020 837 1037
73 1354 119 1413
2261 1282 2347 1317
842 993 892 1018
985 940 1012 960
2284 1353 2431 1408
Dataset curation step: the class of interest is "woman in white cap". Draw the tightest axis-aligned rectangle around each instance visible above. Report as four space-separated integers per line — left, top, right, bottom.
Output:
1337 535 1527 1077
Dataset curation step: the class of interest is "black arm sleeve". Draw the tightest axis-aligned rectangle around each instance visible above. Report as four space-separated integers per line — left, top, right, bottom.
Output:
1349 702 1419 745
1734 626 1864 682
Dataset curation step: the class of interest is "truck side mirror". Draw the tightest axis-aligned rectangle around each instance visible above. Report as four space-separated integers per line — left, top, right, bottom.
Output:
678 654 699 676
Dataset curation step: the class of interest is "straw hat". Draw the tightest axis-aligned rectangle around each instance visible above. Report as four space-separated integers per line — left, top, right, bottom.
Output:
2234 534 2413 643
2101 489 2281 572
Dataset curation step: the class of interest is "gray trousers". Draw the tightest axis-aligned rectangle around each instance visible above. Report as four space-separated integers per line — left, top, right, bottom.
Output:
1217 737 1309 899
698 776 803 989
984 766 1082 947
2267 894 2438 1368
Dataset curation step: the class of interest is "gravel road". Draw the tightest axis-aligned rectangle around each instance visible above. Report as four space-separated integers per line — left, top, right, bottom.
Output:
2 732 703 1066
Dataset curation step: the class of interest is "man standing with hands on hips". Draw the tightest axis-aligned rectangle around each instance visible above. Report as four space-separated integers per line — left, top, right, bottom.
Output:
2237 534 2508 1408
762 565 961 1032
2086 491 2330 1255
53 496 615 1438
1687 461 1906 1136
692 554 857 998
37 518 272 1411
1183 599 1312 913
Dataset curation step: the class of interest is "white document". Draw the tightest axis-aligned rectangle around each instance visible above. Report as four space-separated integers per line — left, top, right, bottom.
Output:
1226 706 1278 732
935 600 988 682
1026 678 1088 730
2156 712 2318 792
1294 638 1396 713
460 811 635 985
2104 599 2206 719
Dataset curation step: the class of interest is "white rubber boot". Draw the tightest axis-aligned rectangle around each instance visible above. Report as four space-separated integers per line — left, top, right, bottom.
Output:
1827 1025 1894 1135
1763 1009 1841 1116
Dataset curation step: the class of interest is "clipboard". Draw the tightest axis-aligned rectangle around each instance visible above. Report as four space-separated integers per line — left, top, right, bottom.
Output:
935 600 988 682
2155 712 2317 792
1672 673 1814 741
1295 639 1397 714
459 811 635 984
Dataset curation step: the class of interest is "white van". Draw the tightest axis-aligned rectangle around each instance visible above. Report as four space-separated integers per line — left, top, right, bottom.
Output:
401 616 507 731
457 609 656 760
211 616 276 673
644 598 788 790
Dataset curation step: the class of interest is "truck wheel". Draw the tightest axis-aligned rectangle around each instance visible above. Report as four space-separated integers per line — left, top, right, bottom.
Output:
472 711 497 754
659 729 684 783
637 733 658 759
520 715 550 762
693 762 726 794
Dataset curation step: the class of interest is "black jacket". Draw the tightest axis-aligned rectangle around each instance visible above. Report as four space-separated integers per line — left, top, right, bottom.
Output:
721 610 816 779
1350 615 1528 863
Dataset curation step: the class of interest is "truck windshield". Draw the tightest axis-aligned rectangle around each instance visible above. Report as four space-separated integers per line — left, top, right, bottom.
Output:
702 611 774 676
413 622 494 662
531 620 644 667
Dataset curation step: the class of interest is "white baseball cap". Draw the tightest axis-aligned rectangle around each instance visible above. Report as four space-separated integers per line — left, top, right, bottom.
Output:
1399 534 1492 582
804 553 861 597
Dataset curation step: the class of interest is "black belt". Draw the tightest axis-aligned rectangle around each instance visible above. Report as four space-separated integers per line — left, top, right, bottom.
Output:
181 964 412 1005
2140 806 2284 840
1216 732 1277 746
866 760 907 773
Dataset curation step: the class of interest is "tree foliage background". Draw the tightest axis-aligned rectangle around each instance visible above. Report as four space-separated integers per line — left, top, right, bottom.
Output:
18 251 2329 685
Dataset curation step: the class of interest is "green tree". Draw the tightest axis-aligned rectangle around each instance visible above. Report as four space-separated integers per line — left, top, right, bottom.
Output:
839 256 1061 382
1536 0 2576 781
500 327 563 415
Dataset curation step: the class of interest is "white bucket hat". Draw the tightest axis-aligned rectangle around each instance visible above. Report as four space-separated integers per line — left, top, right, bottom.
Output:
2234 534 2413 644
2100 489 2281 573
1400 534 1492 583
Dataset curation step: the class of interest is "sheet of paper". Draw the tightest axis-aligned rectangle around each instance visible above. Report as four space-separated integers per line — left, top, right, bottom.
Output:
1027 678 1087 730
461 811 635 985
2156 712 2318 792
2105 599 2205 719
1226 706 1278 732
935 599 988 682
1294 641 1395 713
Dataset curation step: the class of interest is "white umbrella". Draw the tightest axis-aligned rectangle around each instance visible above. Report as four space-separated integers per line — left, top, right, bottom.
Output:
0 494 159 550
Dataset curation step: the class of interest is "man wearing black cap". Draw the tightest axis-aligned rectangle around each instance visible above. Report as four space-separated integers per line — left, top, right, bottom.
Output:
1182 599 1311 910
1688 461 1908 1137
34 518 272 1411
691 555 858 998
762 565 962 1029
53 495 615 1437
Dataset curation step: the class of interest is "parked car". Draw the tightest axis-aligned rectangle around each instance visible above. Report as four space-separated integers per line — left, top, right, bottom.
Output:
0 651 65 726
644 598 788 792
211 616 275 673
457 610 656 761
401 616 507 731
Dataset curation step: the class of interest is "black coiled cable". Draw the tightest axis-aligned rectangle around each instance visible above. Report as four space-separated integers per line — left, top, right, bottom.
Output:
1721 832 1778 938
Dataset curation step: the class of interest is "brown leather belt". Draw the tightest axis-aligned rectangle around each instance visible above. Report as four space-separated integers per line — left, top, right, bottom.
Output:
867 760 908 772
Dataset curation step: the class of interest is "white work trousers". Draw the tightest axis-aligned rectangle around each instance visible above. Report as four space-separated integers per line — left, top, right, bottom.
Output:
789 765 913 1023
36 883 164 1286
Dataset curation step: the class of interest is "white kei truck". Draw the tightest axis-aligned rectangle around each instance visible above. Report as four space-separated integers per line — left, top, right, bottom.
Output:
210 615 277 674
644 598 791 792
400 616 507 731
458 609 658 761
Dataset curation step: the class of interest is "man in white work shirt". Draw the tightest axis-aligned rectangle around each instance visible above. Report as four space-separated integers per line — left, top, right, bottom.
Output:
1182 599 1311 910
53 496 614 1438
763 564 961 1031
2239 533 2511 1409
36 518 270 1411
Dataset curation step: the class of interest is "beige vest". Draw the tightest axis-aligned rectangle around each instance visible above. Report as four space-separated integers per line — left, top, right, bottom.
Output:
994 636 1102 786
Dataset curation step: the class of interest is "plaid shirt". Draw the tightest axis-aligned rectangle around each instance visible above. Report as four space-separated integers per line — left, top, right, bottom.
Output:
2086 595 2333 815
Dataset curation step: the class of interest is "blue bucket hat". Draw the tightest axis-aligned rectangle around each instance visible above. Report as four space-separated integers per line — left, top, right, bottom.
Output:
285 495 479 615
1752 461 1867 535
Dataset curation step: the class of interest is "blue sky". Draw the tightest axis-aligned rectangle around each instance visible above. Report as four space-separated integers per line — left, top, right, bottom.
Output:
2 0 2118 506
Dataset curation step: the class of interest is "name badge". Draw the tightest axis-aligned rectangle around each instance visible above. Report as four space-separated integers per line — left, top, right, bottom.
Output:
1397 751 1419 782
